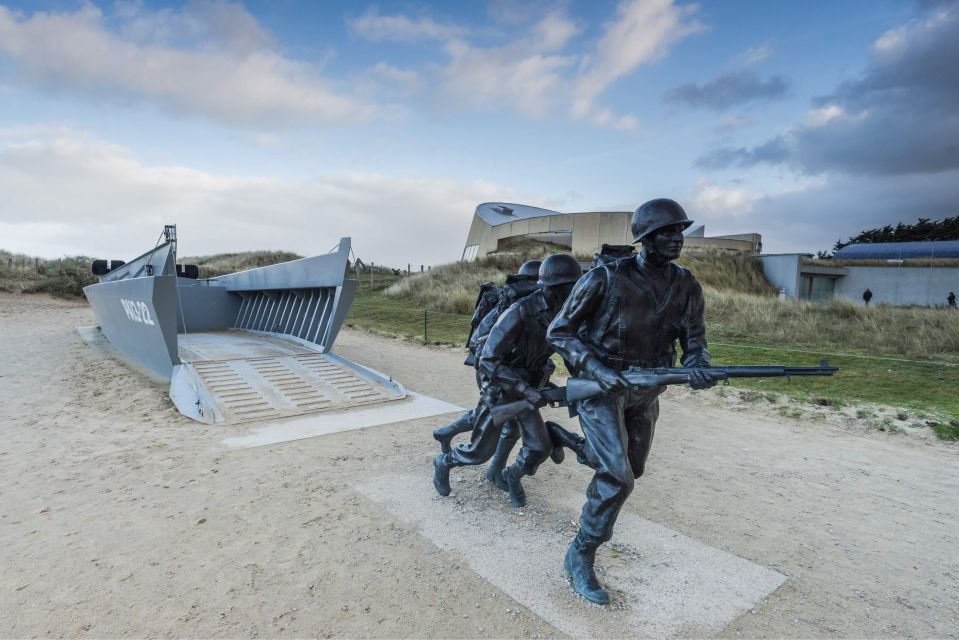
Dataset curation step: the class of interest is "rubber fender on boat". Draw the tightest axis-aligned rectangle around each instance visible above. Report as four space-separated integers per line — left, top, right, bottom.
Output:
91 259 126 276
176 264 200 279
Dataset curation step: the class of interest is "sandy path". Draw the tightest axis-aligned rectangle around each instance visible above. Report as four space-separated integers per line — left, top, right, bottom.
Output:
1 292 957 638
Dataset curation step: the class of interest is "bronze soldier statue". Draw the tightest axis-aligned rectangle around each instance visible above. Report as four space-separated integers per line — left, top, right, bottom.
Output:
433 254 583 506
591 243 635 268
547 198 717 604
433 261 542 486
466 281 499 347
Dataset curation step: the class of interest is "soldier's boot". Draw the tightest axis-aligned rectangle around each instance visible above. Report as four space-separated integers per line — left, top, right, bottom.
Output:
432 454 452 497
485 433 515 492
501 464 527 508
547 421 589 466
564 531 610 605
432 411 473 454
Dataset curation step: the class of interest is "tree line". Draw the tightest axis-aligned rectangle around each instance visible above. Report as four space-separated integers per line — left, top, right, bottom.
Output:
833 216 959 252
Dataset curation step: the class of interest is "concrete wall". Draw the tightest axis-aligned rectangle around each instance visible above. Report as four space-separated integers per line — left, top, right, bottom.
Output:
835 266 959 306
571 212 630 255
758 255 802 298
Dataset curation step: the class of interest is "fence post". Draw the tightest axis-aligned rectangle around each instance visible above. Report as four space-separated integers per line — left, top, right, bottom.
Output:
420 264 424 273
423 309 428 344
407 263 411 276
370 261 374 289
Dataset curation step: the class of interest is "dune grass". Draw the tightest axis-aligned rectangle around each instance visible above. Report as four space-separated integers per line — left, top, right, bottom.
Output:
350 245 959 426
179 250 304 278
677 248 775 295
704 287 959 361
0 253 98 297
381 253 530 314
0 248 306 296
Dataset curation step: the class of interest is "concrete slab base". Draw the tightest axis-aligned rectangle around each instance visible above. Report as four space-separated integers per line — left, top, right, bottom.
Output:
219 393 463 449
357 472 787 638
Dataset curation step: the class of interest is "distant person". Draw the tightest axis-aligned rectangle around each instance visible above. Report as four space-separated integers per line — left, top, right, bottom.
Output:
949 292 957 309
862 288 873 306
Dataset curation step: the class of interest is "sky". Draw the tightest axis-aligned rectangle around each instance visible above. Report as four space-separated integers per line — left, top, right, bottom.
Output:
1 0 957 266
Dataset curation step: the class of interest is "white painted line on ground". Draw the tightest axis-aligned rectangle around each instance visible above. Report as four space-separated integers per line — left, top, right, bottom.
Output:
357 472 786 639
219 392 463 449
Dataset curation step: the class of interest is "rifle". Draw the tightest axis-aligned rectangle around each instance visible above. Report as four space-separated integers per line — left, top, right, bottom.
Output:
489 361 838 426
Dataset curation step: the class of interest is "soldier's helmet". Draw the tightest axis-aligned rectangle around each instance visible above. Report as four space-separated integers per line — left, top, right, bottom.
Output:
517 260 542 278
631 198 694 243
537 254 583 287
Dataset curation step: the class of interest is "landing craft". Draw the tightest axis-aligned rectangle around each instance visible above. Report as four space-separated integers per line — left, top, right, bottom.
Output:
82 225 405 424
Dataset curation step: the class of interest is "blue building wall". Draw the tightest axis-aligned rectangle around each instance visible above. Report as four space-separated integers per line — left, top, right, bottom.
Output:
835 266 958 306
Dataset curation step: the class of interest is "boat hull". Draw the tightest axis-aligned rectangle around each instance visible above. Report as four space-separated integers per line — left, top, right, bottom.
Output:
83 275 180 379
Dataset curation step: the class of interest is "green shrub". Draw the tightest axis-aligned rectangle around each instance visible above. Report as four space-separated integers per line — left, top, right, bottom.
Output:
34 256 97 298
930 422 959 441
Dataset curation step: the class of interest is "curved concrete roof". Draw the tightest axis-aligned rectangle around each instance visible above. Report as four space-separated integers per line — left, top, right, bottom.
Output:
475 202 565 227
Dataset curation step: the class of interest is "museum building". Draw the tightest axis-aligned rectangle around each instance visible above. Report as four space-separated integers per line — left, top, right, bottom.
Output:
460 202 762 261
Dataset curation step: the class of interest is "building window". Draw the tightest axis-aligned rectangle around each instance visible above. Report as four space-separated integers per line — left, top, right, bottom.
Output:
462 245 479 261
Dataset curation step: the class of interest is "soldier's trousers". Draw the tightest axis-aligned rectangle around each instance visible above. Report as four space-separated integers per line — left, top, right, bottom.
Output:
576 386 664 543
448 403 550 473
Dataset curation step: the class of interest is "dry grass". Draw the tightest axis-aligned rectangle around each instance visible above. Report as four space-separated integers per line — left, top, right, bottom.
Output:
0 252 97 296
0 248 305 296
705 287 959 359
383 254 527 314
180 251 303 278
384 244 776 314
678 248 776 295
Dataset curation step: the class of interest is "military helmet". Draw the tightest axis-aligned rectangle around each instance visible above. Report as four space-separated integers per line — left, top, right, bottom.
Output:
517 260 542 278
631 198 694 243
537 253 583 287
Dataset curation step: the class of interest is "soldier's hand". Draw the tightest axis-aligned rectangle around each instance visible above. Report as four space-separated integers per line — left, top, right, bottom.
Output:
589 364 629 394
688 368 717 390
523 387 544 406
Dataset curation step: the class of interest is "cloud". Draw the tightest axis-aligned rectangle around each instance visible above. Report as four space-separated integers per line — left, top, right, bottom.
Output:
356 1 700 130
736 42 773 65
695 137 789 169
697 3 959 175
0 3 378 128
0 126 535 265
347 7 465 42
732 171 959 254
434 10 581 118
688 178 759 216
572 0 705 120
664 70 789 110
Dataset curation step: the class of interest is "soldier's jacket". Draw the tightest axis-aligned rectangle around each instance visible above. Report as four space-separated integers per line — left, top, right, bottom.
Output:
469 282 500 333
547 253 709 373
468 276 540 356
478 289 559 394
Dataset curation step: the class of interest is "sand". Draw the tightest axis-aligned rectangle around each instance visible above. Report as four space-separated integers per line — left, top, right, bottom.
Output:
1 291 957 638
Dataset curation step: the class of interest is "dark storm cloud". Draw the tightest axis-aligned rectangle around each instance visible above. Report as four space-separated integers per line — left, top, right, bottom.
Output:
664 71 789 110
695 137 788 169
735 170 959 254
696 3 959 176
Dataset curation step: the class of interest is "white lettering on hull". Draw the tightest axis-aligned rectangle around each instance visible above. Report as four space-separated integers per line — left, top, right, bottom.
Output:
120 298 156 325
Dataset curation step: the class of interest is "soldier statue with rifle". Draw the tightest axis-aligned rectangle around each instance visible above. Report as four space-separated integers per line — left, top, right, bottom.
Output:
433 254 583 507
432 260 542 486
545 198 733 604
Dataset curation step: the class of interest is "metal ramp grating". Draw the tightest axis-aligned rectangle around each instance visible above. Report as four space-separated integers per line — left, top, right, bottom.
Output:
191 352 400 424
